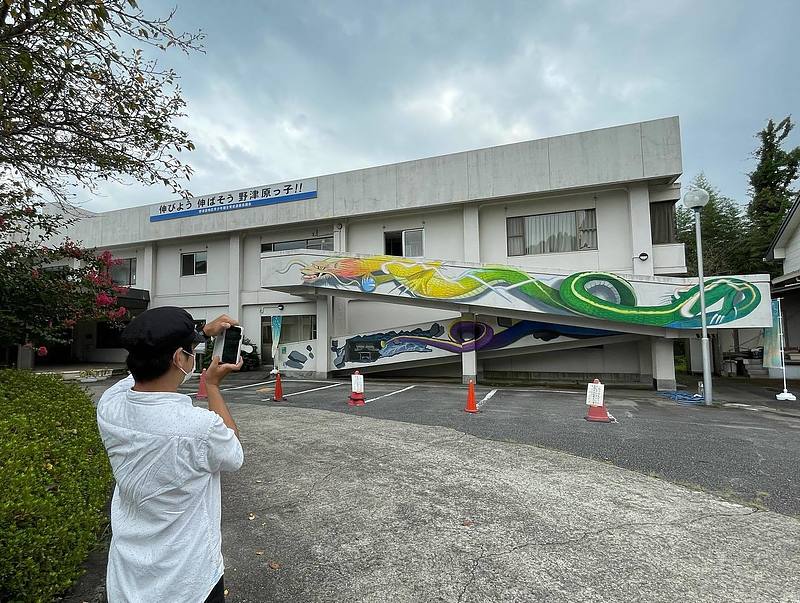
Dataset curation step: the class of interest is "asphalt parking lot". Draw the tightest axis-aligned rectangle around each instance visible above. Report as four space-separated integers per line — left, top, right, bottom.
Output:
184 372 800 517
66 373 800 602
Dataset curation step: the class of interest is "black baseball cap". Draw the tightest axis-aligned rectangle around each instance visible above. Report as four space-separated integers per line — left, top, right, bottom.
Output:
121 307 206 354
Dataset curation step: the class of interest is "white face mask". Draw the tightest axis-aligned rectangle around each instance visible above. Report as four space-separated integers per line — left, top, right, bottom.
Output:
176 349 196 384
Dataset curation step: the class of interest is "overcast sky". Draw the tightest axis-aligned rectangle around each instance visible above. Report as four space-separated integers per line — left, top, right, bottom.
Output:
81 0 800 212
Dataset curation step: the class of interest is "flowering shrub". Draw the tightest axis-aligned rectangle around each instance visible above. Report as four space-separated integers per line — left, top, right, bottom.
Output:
1 189 130 352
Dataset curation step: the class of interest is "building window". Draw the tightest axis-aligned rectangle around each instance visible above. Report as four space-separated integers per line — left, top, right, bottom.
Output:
109 258 136 286
384 228 424 257
181 251 207 276
261 236 334 253
507 209 597 256
650 201 677 244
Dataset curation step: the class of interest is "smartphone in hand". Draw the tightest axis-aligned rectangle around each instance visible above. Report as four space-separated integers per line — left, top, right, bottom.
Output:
213 326 243 365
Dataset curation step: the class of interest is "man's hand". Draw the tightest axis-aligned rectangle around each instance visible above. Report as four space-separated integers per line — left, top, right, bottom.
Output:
205 356 243 387
203 314 239 337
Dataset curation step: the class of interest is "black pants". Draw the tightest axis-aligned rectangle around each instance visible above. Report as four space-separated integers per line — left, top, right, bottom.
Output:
204 575 225 603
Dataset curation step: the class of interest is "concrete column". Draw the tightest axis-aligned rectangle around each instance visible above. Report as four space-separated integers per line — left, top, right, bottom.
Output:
628 183 654 276
332 223 349 335
139 244 156 295
333 222 347 252
463 205 480 263
315 296 332 379
651 337 676 391
461 312 477 384
228 234 242 319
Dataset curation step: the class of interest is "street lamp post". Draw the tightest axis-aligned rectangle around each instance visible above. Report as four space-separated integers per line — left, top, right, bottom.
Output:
684 189 712 405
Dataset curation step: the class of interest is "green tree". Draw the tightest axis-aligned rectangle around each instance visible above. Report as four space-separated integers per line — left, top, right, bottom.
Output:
677 173 747 277
0 1 201 352
0 0 202 206
744 116 800 276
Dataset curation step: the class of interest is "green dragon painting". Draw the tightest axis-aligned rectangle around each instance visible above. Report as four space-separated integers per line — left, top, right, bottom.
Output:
284 255 762 329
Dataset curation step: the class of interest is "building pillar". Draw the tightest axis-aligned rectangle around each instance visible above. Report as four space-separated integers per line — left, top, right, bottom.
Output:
461 312 477 384
139 244 156 298
332 222 349 336
463 205 480 263
651 337 676 391
315 296 332 379
228 234 242 319
333 222 347 253
628 183 654 276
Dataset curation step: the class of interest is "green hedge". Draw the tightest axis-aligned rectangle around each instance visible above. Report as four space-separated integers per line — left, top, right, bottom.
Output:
0 370 113 602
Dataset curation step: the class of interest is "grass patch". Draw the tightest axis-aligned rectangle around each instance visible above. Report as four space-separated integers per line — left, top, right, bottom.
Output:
0 370 113 601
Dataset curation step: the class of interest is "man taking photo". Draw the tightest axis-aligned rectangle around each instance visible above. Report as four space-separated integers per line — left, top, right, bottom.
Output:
96 307 244 602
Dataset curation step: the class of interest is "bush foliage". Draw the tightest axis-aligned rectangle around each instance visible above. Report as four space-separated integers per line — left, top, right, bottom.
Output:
0 370 113 602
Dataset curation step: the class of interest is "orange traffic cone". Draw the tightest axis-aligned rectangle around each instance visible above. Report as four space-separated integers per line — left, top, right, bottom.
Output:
273 371 285 402
585 378 611 422
197 369 208 400
464 380 478 413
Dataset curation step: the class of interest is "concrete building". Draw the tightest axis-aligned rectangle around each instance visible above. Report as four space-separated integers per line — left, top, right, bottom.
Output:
54 117 772 388
765 197 800 377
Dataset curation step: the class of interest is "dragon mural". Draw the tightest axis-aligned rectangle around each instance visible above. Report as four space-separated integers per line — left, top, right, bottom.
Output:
284 255 762 329
331 319 614 369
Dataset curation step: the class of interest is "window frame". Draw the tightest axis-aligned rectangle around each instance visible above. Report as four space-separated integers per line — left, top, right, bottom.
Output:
649 201 678 245
260 236 334 253
109 257 137 286
180 251 207 277
506 208 598 257
384 228 425 258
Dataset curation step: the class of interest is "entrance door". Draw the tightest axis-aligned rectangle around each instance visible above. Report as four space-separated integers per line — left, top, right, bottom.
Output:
261 318 273 365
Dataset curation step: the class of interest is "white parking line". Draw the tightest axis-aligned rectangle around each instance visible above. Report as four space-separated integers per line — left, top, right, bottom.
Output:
283 382 344 398
477 389 498 409
365 385 416 404
222 379 275 391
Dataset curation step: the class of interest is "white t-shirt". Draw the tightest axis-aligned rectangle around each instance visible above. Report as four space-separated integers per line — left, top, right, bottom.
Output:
96 375 243 603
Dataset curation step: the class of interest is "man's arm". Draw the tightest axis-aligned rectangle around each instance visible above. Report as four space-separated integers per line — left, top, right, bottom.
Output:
204 355 242 439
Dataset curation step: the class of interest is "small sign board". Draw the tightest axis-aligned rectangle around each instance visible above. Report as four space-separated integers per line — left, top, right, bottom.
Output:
351 373 364 394
585 381 605 407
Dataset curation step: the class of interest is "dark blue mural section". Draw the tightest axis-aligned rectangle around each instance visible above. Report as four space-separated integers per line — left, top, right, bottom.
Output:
331 319 615 369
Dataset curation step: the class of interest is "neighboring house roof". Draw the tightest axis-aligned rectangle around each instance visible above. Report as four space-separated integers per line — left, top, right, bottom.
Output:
765 197 800 261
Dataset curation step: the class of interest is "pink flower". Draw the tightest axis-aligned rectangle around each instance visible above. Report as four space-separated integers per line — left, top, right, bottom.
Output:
115 307 128 319
31 269 40 279
95 292 116 307
98 250 119 267
112 285 129 295
37 346 48 357
61 240 83 259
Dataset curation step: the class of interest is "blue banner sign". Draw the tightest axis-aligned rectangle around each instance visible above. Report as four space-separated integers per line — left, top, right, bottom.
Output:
149 178 317 222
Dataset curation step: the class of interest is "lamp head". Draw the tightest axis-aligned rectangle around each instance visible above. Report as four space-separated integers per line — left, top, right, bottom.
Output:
683 189 709 210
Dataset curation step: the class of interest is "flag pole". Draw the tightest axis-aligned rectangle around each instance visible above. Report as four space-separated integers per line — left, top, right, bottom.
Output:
776 297 796 401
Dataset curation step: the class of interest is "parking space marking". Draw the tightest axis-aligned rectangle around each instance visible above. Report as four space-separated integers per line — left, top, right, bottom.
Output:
222 380 275 391
283 382 344 398
477 389 498 409
365 385 416 404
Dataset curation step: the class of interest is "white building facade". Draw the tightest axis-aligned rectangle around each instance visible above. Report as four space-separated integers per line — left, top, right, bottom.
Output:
59 117 773 389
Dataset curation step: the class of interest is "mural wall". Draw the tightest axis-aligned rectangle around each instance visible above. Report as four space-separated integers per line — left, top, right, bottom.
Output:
330 316 616 371
271 254 770 330
277 340 316 371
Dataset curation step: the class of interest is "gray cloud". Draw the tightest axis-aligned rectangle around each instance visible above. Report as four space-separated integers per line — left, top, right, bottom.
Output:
80 0 800 212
